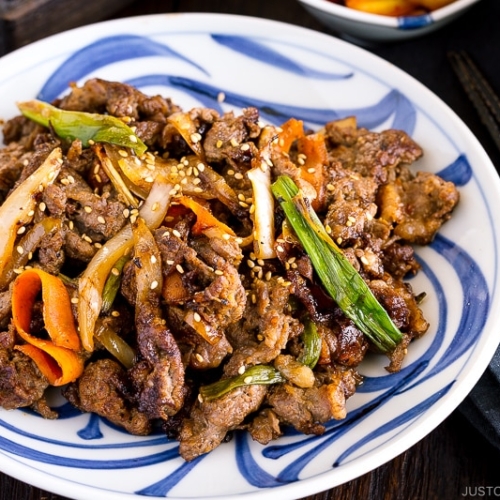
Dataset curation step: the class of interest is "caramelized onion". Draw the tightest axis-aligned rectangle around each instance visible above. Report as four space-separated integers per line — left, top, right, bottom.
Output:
77 176 174 352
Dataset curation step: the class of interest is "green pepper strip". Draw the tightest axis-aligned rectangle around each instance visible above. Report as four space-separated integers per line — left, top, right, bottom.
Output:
271 175 403 353
298 319 322 369
17 100 147 156
101 255 129 314
199 365 285 401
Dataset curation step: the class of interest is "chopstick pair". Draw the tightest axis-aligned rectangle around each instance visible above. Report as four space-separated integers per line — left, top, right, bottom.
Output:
448 50 500 153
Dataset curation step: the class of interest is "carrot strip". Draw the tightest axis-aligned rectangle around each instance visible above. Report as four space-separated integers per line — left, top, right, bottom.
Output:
177 196 236 237
12 269 83 386
296 133 328 210
278 118 304 152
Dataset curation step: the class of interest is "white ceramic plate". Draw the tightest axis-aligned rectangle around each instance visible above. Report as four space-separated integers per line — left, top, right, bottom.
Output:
1 12 500 500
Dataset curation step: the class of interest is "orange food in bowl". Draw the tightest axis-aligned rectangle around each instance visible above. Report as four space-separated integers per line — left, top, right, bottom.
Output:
337 0 456 16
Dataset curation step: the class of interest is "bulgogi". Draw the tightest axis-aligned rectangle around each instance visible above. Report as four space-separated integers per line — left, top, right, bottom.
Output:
0 78 459 460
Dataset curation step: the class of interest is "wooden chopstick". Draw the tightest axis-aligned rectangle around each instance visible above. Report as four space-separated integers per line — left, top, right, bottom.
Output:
448 50 500 153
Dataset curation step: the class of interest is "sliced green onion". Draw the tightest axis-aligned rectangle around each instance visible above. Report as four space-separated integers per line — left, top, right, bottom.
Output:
101 255 129 314
17 100 147 155
271 175 403 353
199 365 285 401
298 319 322 369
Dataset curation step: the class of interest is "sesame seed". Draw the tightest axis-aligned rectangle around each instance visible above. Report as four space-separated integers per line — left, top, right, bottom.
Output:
39 202 46 212
123 208 130 218
216 140 223 148
198 393 204 403
265 271 272 281
240 143 250 151
325 224 332 234
222 233 231 240
16 246 24 255
227 169 235 176
307 168 316 174
337 237 343 244
214 270 224 276
217 91 226 102
326 183 335 192
247 259 255 268
69 221 74 230
83 235 93 243
348 216 356 223
194 312 201 322
151 280 159 290
277 245 284 252
118 150 128 157
197 162 205 172
151 255 157 264
166 259 175 265
195 353 204 362
84 206 92 213
194 187 203 193
230 138 239 147
257 259 265 266
239 201 249 208
234 173 243 180
28 210 35 217
172 229 182 238
60 178 70 186
193 178 201 185
111 310 120 317
176 264 184 274
244 376 253 384
70 297 79 304
17 226 26 235
238 365 246 375
190 133 202 144
129 134 138 143
145 176 154 183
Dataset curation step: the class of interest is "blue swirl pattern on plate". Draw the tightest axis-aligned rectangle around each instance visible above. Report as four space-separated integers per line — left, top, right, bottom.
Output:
0 26 490 498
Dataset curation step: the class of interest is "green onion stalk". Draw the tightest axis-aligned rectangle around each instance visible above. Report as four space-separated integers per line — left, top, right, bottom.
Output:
17 100 147 155
271 175 403 353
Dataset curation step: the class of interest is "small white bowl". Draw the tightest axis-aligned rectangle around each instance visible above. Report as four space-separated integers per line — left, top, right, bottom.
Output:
297 0 482 42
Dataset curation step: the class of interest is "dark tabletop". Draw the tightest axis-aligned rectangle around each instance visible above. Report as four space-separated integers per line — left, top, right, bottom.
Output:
1 0 500 499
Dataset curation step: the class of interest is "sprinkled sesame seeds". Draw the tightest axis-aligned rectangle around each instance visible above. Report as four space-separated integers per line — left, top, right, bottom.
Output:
129 134 138 143
238 365 246 375
70 297 79 304
217 91 226 102
234 173 243 180
123 208 130 218
194 312 201 322
84 206 93 213
240 143 250 151
244 376 253 384
214 269 224 276
17 226 26 235
190 132 202 144
38 202 46 212
307 167 316 174
230 138 239 147
118 149 128 157
216 140 223 148
195 353 204 362
145 176 154 183
360 256 369 265
111 310 120 317
176 264 184 274
150 280 159 290
111 267 120 276
16 246 24 255
172 229 182 238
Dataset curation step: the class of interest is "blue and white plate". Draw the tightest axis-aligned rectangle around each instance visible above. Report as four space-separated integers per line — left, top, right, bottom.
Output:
1 13 499 500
